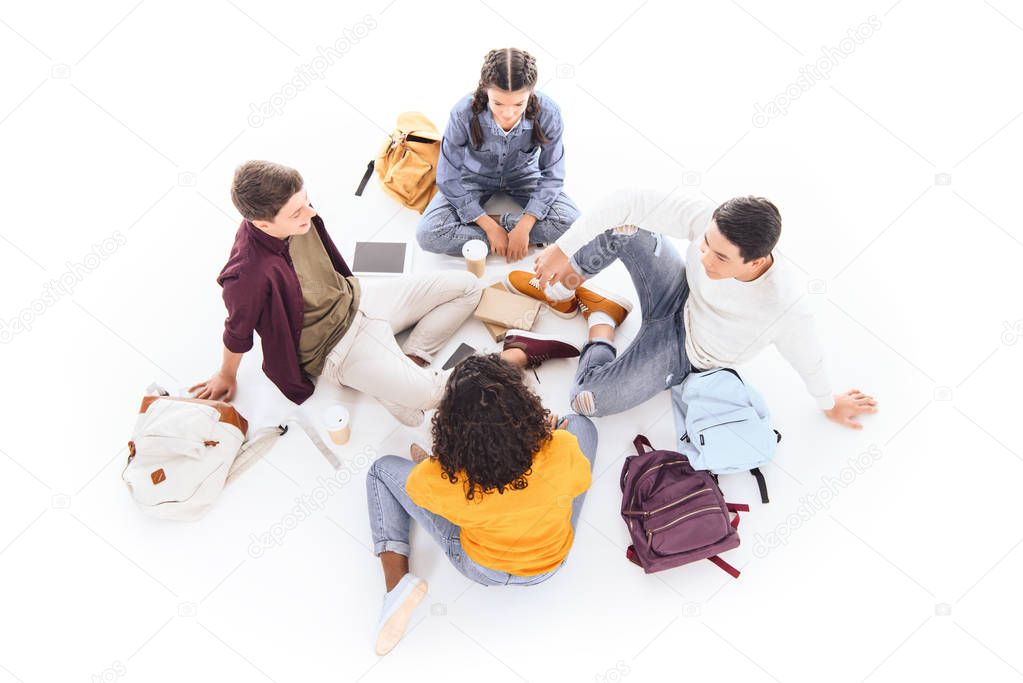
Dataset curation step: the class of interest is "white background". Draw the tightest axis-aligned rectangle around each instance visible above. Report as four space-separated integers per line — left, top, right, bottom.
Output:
1 1 1022 681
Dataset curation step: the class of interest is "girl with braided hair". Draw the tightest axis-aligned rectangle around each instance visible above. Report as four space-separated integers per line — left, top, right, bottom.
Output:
416 47 580 262
364 353 597 655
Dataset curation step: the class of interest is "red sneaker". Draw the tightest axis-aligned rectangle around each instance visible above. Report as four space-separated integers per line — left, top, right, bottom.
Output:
503 330 581 369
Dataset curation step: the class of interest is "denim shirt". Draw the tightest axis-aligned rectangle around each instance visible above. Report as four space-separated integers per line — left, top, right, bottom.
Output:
436 91 567 223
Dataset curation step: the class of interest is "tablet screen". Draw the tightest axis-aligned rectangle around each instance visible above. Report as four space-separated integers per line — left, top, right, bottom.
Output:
352 242 408 275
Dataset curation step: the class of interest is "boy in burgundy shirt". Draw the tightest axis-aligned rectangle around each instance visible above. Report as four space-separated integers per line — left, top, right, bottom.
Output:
189 161 488 425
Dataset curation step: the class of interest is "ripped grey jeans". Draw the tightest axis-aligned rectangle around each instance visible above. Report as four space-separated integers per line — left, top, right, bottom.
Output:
568 228 696 417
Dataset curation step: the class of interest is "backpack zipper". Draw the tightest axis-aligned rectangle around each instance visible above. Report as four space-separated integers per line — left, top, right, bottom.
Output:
635 460 687 484
693 417 750 446
623 486 712 517
129 435 216 459
643 487 712 517
646 505 721 541
629 459 688 509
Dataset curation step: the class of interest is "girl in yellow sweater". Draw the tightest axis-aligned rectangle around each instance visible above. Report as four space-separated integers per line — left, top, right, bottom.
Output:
365 354 596 655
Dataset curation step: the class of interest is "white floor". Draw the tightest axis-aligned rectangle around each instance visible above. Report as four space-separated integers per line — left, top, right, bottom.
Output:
2 1 1022 681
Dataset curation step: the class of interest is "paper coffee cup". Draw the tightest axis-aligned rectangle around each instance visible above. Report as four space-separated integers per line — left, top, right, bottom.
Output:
323 405 351 445
462 239 488 278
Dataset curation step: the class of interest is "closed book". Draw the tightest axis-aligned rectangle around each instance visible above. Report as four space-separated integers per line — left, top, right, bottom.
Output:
473 286 540 330
482 283 508 341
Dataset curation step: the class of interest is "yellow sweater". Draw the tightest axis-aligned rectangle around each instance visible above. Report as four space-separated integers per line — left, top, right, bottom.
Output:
405 430 592 576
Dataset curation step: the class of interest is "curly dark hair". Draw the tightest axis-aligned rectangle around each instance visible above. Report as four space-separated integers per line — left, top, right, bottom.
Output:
430 353 552 501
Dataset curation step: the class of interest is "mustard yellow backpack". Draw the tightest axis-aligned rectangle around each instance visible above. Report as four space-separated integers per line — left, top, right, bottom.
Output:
355 112 440 213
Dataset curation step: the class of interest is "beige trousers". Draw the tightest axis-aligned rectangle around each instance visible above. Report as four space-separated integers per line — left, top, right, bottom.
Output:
321 270 482 410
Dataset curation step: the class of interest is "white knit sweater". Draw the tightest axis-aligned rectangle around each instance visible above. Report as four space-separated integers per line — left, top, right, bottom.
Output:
556 188 834 410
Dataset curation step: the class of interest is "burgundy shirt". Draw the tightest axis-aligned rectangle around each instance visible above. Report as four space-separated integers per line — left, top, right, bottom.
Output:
217 215 353 404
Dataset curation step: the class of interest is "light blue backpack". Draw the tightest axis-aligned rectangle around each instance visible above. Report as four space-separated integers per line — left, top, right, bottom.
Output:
670 368 781 503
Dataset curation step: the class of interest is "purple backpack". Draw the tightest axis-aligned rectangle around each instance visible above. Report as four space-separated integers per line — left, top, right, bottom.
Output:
620 435 748 578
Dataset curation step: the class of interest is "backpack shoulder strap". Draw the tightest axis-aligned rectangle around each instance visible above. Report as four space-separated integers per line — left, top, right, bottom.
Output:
708 555 741 578
750 467 770 504
225 413 343 484
355 160 375 196
226 424 287 483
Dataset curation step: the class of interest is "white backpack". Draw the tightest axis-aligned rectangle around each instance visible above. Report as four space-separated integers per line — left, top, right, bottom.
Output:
122 387 286 521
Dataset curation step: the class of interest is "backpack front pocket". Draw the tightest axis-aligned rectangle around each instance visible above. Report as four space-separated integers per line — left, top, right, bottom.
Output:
135 400 220 459
688 407 775 470
645 506 730 556
385 147 433 198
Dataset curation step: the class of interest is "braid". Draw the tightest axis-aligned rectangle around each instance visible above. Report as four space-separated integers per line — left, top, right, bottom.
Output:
468 48 549 149
516 50 549 146
470 49 505 149
518 49 538 89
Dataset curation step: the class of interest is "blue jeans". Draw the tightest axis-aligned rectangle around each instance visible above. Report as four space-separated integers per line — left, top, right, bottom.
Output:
568 229 694 417
365 414 598 586
416 183 580 256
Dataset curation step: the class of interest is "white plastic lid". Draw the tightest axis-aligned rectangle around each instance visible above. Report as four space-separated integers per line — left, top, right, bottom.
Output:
462 239 488 260
322 404 350 429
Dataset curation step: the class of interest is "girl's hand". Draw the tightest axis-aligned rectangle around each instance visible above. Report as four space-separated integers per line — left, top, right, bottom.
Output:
477 216 508 258
546 413 569 430
506 225 531 262
487 228 509 258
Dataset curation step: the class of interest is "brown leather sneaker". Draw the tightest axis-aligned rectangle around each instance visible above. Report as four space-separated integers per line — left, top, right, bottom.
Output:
575 284 633 327
504 270 579 319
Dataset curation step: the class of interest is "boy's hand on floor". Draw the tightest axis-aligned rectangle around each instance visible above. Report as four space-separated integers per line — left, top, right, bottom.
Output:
824 389 878 429
188 372 237 402
534 244 581 289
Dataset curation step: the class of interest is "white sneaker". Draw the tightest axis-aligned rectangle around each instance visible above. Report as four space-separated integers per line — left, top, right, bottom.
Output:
375 573 428 656
378 399 426 427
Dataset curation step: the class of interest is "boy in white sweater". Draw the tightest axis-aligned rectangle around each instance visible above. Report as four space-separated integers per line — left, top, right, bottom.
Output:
509 188 876 428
